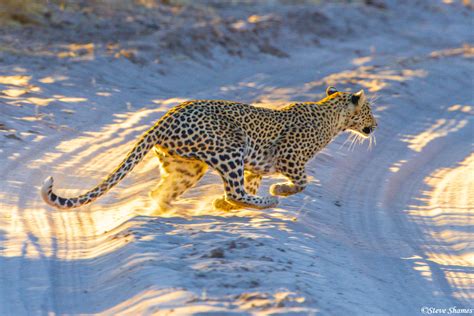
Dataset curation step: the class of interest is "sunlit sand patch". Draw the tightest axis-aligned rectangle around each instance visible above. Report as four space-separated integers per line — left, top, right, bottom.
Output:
38 75 69 84
221 80 267 94
258 87 298 104
0 75 31 86
152 97 189 106
218 78 301 107
153 192 297 228
234 291 307 310
1 81 40 99
53 95 87 103
103 289 201 315
389 159 407 173
7 152 22 161
57 43 95 59
413 261 433 281
305 66 427 92
53 109 157 161
38 77 55 84
443 271 474 300
26 97 55 106
106 288 312 315
429 44 474 59
427 250 473 267
253 98 289 109
247 14 274 24
447 104 473 114
0 73 84 111
407 154 474 300
96 91 112 97
374 105 389 112
152 98 189 112
2 88 29 97
402 118 468 152
104 288 312 316
352 56 373 66
0 108 167 261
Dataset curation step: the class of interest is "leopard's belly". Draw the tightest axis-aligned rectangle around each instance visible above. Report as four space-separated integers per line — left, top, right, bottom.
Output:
243 146 277 175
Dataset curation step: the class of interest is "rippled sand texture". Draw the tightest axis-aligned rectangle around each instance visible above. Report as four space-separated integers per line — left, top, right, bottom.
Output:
0 1 472 315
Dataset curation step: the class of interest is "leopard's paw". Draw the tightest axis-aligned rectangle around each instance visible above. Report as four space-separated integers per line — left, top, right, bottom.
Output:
270 183 297 197
213 197 241 211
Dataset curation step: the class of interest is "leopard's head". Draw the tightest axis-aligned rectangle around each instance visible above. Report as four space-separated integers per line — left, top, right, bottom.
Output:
326 86 378 138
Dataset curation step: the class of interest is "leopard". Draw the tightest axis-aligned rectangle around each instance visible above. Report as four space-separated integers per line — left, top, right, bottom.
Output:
41 86 377 211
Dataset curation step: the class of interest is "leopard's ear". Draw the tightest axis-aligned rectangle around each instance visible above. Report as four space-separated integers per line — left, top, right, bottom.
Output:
326 86 338 96
351 89 366 114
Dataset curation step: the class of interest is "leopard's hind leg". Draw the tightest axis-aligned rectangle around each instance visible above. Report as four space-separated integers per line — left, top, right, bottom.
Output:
150 147 207 211
244 171 262 195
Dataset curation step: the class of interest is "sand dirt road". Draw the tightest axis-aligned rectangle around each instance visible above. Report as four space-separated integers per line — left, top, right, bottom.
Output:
0 1 472 315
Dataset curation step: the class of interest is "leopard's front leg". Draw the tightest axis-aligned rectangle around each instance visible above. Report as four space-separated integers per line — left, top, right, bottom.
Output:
270 162 308 197
208 149 278 211
213 170 263 211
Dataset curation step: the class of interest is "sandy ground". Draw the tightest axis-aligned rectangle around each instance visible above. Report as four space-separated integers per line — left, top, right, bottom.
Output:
0 0 473 315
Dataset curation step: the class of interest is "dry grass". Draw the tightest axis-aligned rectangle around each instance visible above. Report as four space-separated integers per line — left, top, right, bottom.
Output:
0 0 162 26
0 0 48 26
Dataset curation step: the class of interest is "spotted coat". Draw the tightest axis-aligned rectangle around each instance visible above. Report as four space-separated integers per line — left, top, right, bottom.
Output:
41 86 377 210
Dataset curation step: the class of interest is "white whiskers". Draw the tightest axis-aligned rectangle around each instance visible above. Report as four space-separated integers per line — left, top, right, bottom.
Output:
369 93 381 105
342 131 377 152
367 133 377 151
340 133 356 150
349 133 362 152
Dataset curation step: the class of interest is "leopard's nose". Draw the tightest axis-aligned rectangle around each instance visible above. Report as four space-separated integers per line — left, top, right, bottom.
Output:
363 126 373 134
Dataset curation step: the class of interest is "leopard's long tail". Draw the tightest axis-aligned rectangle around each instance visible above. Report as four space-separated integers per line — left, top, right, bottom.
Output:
41 126 159 209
